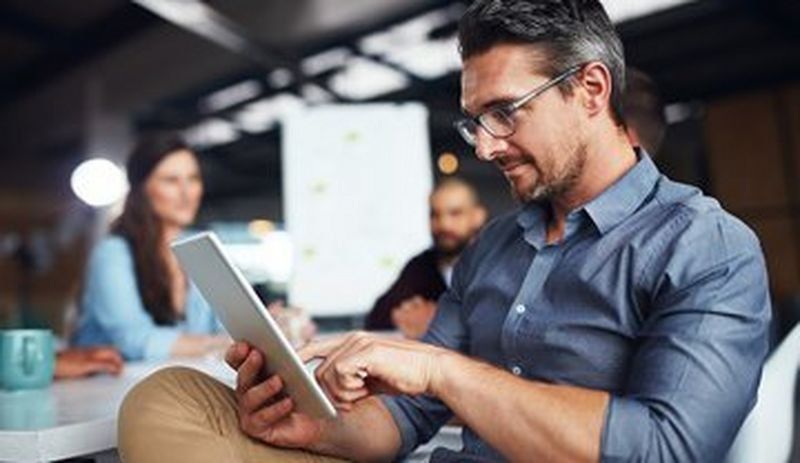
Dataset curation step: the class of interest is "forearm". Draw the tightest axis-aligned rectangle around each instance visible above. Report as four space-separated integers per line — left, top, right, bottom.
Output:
170 334 229 357
310 397 401 462
433 352 608 463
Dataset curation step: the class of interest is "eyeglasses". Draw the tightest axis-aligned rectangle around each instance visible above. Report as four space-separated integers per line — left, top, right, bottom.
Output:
454 65 582 147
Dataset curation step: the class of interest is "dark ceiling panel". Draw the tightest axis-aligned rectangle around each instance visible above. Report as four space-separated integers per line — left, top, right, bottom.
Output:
1 0 798 206
206 0 442 51
621 0 800 103
0 3 159 107
0 0 125 32
0 31 43 73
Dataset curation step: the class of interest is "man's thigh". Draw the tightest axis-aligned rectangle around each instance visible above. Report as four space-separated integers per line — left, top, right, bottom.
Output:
118 366 346 463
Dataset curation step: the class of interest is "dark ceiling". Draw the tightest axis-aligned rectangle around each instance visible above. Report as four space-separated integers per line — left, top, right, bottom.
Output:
0 0 156 105
0 0 798 215
3 0 798 108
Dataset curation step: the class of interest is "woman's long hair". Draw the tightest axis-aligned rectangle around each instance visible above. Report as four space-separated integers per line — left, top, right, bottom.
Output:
112 133 194 325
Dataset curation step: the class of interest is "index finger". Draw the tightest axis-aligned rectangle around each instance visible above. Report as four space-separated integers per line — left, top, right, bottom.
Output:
298 336 349 362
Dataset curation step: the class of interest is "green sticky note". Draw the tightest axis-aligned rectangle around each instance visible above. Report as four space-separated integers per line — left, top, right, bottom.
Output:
379 256 395 269
344 131 361 143
302 247 317 260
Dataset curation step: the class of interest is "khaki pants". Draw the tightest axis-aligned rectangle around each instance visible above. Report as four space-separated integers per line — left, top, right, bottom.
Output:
118 366 348 463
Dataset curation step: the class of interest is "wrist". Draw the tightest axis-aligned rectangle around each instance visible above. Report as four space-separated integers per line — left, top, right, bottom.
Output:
427 348 459 397
306 419 332 455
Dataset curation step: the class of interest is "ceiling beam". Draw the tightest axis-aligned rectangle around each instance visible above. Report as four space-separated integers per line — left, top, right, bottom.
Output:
131 0 344 102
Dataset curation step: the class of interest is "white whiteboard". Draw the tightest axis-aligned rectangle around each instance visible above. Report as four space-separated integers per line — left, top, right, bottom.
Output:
282 103 433 316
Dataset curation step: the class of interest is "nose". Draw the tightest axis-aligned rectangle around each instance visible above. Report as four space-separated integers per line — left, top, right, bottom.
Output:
473 126 503 162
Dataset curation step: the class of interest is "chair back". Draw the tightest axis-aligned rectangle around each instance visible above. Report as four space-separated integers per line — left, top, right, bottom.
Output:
726 323 800 463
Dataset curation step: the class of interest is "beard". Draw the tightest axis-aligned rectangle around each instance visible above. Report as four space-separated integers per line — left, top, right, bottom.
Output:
510 141 588 203
433 234 471 259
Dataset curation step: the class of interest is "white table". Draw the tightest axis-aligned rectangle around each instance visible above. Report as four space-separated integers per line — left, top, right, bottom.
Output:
0 357 235 463
0 345 462 462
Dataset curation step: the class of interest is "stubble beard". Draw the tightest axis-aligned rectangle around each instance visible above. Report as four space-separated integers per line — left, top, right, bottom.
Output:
512 142 588 204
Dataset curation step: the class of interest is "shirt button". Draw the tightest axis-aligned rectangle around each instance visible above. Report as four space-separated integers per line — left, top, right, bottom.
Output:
511 366 522 376
515 304 526 314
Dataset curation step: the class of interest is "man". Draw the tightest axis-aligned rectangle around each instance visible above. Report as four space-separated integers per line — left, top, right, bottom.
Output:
624 67 667 156
364 178 486 338
119 1 771 462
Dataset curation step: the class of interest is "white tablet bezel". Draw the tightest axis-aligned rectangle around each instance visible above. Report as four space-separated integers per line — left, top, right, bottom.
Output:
171 232 337 420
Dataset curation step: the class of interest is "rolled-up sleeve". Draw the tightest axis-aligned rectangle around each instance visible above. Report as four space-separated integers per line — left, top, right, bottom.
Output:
601 213 772 461
381 247 473 458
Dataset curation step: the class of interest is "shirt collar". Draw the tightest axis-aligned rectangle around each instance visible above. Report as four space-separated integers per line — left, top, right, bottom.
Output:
583 149 659 234
516 148 660 239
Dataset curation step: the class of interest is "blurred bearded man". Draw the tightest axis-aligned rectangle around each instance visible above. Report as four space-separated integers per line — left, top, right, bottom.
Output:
365 178 486 338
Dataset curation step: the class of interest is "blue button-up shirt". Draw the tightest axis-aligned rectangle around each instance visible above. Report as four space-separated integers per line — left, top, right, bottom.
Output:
383 153 771 462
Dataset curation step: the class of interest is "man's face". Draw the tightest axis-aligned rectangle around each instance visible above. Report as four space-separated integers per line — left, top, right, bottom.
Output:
429 186 484 257
461 44 589 202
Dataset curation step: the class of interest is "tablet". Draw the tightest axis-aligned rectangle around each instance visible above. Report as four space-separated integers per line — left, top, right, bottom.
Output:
171 231 337 420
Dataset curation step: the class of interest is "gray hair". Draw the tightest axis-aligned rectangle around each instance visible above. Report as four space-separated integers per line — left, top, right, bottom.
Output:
458 0 627 125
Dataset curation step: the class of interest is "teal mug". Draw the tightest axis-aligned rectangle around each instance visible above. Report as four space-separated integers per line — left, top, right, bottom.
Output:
0 329 55 390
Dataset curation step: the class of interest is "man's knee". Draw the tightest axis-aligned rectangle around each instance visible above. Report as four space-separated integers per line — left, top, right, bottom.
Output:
119 367 232 438
123 367 205 411
119 367 240 462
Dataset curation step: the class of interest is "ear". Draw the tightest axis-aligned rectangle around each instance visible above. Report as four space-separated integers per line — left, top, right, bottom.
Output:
576 62 613 118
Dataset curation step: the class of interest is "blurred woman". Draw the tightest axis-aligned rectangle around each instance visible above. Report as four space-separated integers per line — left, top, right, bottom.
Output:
73 133 228 361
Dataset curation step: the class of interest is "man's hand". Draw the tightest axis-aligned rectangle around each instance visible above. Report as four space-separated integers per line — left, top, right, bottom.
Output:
391 296 437 339
54 347 124 379
300 331 449 409
225 342 325 448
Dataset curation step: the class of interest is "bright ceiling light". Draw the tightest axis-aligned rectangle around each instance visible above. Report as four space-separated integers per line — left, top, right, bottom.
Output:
70 158 128 207
358 4 464 56
301 47 352 76
132 0 251 54
268 68 294 89
604 0 697 23
328 58 410 100
183 118 239 148
301 84 335 105
355 4 464 81
200 79 262 113
233 93 306 133
384 35 461 79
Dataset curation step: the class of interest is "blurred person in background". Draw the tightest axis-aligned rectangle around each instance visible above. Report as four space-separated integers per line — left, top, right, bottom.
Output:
73 133 228 361
364 178 486 339
266 300 317 348
624 67 667 156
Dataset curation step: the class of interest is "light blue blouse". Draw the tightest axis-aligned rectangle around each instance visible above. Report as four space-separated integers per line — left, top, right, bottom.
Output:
72 235 222 361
